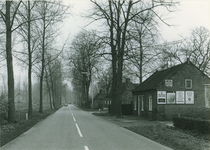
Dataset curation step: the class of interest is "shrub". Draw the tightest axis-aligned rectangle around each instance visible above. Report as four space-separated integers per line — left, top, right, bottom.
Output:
121 104 133 115
173 117 210 134
108 104 133 115
0 92 8 120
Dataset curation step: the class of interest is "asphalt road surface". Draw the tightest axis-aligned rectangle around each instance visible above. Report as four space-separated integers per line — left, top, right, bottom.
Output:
1 105 172 150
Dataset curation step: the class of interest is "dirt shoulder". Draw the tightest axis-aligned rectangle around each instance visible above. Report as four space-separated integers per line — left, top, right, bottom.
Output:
0 108 58 147
93 112 210 150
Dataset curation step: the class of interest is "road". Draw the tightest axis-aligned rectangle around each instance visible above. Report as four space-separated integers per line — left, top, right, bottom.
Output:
1 105 172 150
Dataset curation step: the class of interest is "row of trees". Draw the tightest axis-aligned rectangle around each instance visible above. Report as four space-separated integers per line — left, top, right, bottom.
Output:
69 1 209 118
1 0 209 122
0 0 69 123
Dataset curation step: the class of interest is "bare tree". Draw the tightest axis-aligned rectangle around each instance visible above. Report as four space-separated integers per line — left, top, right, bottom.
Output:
88 0 178 117
157 26 210 76
13 0 40 118
34 0 69 113
124 7 160 84
68 30 103 108
0 1 22 123
182 26 210 75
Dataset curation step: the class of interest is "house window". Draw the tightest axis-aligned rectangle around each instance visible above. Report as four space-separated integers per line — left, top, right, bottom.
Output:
185 79 192 89
134 96 137 110
205 85 210 108
149 96 152 111
141 96 144 111
165 80 173 87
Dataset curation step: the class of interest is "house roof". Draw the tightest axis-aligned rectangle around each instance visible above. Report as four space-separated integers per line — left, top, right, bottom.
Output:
132 62 186 93
93 92 106 101
94 92 111 101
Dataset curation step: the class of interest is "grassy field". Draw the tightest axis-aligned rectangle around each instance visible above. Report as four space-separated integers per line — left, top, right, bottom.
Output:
0 109 57 147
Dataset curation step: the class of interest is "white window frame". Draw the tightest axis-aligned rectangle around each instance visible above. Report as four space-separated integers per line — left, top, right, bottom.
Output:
185 79 192 89
149 95 152 111
141 96 144 111
134 96 137 110
205 85 210 108
138 95 141 115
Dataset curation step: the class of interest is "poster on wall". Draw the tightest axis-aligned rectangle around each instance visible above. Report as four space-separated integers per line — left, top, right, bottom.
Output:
167 93 175 104
176 91 185 104
186 91 194 104
157 91 166 104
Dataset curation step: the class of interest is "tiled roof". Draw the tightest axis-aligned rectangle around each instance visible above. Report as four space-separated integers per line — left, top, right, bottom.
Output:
132 62 185 93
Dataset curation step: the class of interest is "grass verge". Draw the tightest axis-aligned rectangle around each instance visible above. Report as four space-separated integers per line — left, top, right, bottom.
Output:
93 112 210 150
126 125 210 150
0 109 58 147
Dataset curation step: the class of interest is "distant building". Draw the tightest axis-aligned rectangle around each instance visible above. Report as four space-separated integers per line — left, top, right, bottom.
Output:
132 59 210 120
93 78 138 110
93 90 111 110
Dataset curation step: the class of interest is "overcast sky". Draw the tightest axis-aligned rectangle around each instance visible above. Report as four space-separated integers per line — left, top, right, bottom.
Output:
63 0 210 42
1 0 210 91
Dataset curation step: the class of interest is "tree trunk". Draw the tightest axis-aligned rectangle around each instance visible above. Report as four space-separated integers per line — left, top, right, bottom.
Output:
27 0 33 117
51 76 55 109
46 72 52 109
6 1 15 123
39 2 46 113
139 37 143 84
39 27 45 113
109 1 117 115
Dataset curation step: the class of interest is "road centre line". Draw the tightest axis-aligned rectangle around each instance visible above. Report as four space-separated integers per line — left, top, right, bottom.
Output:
75 123 83 137
73 116 76 122
69 106 73 114
68 106 74 117
84 146 89 150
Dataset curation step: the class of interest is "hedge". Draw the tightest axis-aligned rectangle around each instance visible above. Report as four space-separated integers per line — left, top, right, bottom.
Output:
108 104 133 115
173 117 210 134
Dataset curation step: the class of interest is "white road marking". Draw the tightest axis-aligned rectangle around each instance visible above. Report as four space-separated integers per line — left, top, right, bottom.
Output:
84 146 89 150
73 116 76 122
68 106 74 117
75 123 83 137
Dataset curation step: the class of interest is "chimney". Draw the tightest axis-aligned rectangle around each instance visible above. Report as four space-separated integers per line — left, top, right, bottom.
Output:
126 78 130 84
187 58 190 64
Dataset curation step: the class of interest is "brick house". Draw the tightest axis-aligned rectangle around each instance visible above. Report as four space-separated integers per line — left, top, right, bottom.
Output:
132 60 210 120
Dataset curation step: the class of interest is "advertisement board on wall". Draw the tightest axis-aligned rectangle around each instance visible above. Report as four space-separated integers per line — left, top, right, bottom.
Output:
157 91 166 104
167 93 175 104
176 91 185 104
186 91 194 104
